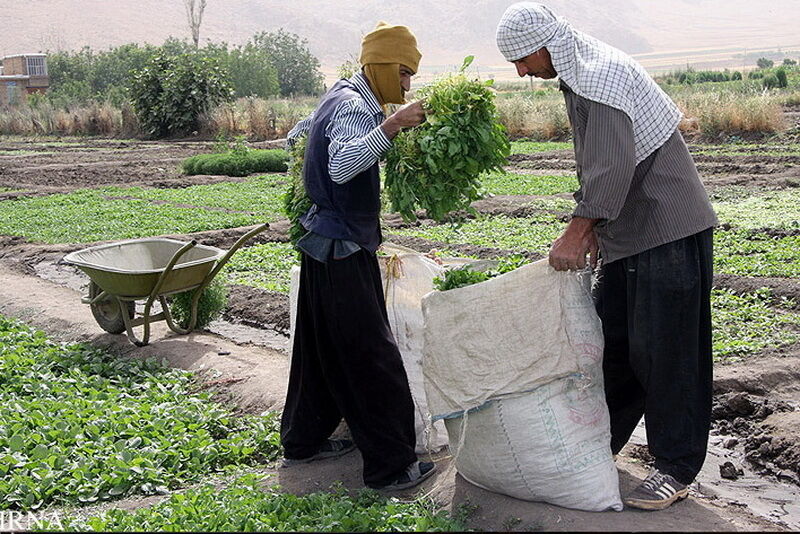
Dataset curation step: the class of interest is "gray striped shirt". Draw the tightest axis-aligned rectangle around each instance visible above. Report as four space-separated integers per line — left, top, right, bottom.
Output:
561 82 718 264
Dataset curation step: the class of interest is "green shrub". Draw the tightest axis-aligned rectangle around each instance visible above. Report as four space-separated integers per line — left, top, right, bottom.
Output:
129 53 233 138
775 68 789 88
169 278 229 330
762 74 780 90
182 149 289 176
757 57 774 69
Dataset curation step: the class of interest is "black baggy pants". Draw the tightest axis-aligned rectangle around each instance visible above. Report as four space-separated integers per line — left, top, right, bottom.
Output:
596 228 714 484
280 249 417 486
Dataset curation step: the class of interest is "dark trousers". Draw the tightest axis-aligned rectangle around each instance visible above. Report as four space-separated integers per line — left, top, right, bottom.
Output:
280 249 417 486
596 228 714 484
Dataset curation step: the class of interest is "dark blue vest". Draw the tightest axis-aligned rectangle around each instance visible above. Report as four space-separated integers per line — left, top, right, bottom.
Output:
300 79 382 252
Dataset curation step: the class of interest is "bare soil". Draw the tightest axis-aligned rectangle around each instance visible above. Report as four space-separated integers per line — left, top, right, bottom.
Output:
715 274 800 307
0 138 284 192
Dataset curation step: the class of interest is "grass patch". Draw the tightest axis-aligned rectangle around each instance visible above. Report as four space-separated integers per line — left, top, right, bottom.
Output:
713 189 800 231
107 174 287 215
676 92 784 138
391 213 567 255
223 242 299 294
509 141 573 155
481 171 578 196
182 149 289 177
707 185 768 203
496 93 570 140
715 230 800 278
48 476 465 532
0 316 281 511
0 189 264 244
712 288 800 362
0 176 288 244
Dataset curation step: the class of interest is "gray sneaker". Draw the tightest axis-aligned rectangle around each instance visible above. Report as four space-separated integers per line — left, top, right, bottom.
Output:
282 439 356 467
624 470 689 510
370 460 436 491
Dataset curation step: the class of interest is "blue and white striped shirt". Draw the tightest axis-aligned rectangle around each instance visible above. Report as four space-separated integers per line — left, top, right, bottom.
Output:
287 72 391 184
287 73 392 261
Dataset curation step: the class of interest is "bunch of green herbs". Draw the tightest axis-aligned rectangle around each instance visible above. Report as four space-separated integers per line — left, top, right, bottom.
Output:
282 134 313 247
169 278 229 330
385 56 510 221
433 255 531 291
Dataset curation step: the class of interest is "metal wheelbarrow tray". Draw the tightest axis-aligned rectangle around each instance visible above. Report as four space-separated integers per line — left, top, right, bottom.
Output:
64 224 268 346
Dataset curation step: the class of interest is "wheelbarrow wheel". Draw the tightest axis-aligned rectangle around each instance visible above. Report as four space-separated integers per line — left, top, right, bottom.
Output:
88 281 135 335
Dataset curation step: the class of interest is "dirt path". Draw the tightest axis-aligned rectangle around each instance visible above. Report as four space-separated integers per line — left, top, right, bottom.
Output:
0 262 793 531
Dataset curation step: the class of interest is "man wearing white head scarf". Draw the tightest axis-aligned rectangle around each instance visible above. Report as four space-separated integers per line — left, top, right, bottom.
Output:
497 3 718 511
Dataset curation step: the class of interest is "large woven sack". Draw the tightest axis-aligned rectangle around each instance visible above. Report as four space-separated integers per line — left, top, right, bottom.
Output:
288 246 449 454
423 259 622 511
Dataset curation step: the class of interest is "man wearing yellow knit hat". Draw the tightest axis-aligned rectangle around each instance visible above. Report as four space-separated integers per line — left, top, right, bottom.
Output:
280 22 435 491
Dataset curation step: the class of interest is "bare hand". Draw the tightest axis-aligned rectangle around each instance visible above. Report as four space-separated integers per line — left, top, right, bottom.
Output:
548 217 599 271
381 101 427 139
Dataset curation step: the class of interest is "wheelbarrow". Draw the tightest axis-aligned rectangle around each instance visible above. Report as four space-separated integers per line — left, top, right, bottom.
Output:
63 223 268 346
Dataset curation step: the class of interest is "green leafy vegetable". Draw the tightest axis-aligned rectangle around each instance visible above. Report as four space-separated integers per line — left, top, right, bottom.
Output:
283 135 313 247
169 278 229 330
433 255 532 291
0 316 281 511
385 58 511 221
182 148 289 177
47 477 467 532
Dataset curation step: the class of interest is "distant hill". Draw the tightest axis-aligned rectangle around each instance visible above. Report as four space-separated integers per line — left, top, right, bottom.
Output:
2 0 799 81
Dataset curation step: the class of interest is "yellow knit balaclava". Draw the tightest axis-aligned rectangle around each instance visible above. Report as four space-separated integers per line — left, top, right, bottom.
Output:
359 21 422 106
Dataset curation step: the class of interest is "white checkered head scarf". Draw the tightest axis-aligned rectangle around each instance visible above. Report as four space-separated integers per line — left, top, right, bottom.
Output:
496 2 682 163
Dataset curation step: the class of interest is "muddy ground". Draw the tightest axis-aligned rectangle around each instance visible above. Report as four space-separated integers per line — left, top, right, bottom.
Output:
1 134 799 530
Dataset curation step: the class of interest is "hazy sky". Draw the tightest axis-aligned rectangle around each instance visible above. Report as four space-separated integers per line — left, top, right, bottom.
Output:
2 1 800 80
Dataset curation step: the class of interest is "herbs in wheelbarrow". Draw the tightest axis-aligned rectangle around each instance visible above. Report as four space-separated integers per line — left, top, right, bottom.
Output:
385 56 510 222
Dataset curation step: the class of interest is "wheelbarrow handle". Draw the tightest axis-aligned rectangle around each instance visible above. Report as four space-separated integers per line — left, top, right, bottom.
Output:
133 239 198 346
198 223 269 292
173 223 269 334
149 240 198 302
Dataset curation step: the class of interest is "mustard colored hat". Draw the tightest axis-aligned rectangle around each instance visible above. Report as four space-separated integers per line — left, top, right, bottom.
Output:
360 21 422 73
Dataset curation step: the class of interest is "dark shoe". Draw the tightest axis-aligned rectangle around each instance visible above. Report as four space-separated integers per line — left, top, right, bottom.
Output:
370 460 436 491
282 439 356 467
624 470 689 510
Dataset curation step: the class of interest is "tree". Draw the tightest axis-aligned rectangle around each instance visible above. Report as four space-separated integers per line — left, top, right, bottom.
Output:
775 67 788 88
337 53 360 79
253 29 324 96
784 58 798 66
205 41 280 98
184 0 208 47
756 57 774 69
129 52 233 137
762 73 779 90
